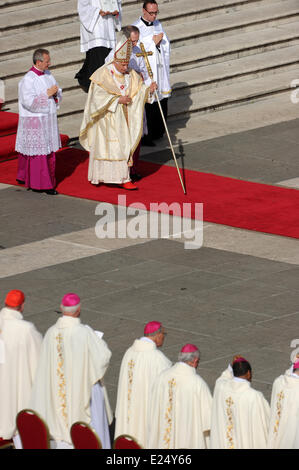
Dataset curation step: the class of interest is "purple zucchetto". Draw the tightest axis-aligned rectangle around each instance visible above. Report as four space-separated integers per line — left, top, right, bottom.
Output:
144 321 162 336
181 344 199 353
61 293 81 307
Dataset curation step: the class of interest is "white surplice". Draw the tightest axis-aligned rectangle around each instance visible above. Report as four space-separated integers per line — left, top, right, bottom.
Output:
78 0 122 53
132 18 171 101
0 307 42 439
29 316 112 446
210 366 270 449
148 362 212 449
267 368 299 449
15 69 62 156
114 338 171 448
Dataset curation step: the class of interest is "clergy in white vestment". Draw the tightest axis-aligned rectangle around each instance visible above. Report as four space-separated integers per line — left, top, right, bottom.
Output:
79 34 157 190
133 1 171 146
147 344 212 449
105 25 151 182
75 0 122 92
210 356 270 449
15 49 62 195
29 293 113 449
114 321 171 448
0 290 42 444
267 357 299 448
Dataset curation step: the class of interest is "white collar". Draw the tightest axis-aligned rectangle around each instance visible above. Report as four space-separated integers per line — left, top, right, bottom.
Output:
233 376 248 383
140 336 155 344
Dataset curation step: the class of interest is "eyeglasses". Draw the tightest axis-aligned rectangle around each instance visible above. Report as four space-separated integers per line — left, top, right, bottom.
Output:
144 9 159 16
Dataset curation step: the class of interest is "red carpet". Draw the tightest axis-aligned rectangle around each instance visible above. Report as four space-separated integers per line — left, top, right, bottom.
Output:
1 147 298 239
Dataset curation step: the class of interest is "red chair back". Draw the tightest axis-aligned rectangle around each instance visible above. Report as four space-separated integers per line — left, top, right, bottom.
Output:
0 438 13 449
16 409 50 449
113 434 142 449
70 422 102 449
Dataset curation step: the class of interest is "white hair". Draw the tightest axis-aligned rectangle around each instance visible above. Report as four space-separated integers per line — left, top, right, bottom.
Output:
178 350 200 363
60 303 80 315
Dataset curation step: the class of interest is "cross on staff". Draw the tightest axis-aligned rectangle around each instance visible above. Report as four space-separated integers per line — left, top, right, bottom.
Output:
136 42 186 195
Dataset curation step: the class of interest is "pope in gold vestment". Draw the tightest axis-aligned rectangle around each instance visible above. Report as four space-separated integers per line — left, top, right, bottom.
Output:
79 36 155 187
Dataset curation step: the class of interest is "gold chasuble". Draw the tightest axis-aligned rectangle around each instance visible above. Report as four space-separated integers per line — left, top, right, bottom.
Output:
79 64 150 185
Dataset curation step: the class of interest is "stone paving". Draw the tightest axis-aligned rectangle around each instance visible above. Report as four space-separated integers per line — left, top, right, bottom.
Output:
1 115 299 412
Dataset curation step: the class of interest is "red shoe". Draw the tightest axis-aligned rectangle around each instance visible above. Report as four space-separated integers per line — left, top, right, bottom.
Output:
120 182 138 190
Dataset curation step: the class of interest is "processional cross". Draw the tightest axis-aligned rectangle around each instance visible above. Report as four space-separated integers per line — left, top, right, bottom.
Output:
136 42 186 195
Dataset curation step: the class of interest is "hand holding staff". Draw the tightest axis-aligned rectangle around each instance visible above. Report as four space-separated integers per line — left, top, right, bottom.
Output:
136 42 186 195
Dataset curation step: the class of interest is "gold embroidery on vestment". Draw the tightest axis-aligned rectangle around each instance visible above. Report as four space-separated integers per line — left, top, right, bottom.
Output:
273 391 284 435
56 333 68 425
127 359 135 424
163 378 176 449
226 396 234 449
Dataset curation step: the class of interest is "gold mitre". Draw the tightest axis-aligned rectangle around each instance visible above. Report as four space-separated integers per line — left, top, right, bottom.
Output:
114 35 133 64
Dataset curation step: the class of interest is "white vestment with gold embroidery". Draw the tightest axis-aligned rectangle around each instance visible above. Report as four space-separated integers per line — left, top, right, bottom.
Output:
147 362 212 449
29 316 112 446
210 367 270 449
0 307 42 440
79 64 151 184
114 338 171 448
267 369 299 449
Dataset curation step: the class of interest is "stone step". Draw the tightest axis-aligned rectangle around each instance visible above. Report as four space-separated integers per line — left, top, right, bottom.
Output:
0 0 208 35
5 44 299 105
0 0 275 35
171 20 299 72
1 0 298 59
3 18 299 81
167 67 299 120
8 63 295 120
0 0 145 13
55 84 299 141
172 44 299 95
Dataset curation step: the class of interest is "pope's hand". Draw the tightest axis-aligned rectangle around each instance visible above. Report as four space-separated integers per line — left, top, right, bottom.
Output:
119 96 132 105
47 85 58 97
150 82 157 94
153 33 163 46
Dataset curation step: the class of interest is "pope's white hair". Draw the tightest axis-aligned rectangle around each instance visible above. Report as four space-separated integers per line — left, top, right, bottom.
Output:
60 303 80 315
178 350 200 363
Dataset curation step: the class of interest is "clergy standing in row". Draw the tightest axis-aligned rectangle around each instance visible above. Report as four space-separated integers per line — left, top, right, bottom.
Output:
133 0 171 146
79 33 157 190
148 344 212 449
76 0 122 92
0 290 42 446
114 321 171 448
15 49 62 195
29 293 112 448
267 357 299 448
210 356 270 449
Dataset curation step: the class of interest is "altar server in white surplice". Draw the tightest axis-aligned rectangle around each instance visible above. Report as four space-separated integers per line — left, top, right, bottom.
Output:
76 0 122 92
210 356 270 449
114 321 171 448
133 0 171 145
148 344 212 449
15 49 62 195
0 290 42 444
29 293 112 449
267 357 299 448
